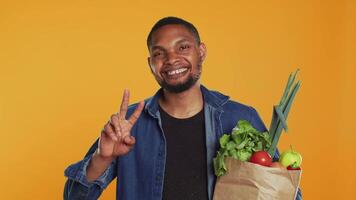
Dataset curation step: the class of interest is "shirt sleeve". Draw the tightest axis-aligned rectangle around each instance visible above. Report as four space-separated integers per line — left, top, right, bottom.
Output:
63 139 118 200
248 107 303 200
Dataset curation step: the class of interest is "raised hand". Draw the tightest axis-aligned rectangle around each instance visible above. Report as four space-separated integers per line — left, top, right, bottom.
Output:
98 89 145 159
86 90 144 182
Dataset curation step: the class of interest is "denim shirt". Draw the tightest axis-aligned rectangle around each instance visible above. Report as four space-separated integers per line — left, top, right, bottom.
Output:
64 85 302 200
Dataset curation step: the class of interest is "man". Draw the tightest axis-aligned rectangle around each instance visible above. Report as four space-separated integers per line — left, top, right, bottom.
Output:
64 17 302 200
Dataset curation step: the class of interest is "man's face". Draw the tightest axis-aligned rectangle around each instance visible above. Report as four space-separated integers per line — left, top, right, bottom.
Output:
148 24 206 93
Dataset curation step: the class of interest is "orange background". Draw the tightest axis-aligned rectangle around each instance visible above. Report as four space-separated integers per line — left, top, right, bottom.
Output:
0 0 355 199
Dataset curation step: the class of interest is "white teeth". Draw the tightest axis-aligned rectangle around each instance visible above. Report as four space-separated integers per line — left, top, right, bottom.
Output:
167 68 188 75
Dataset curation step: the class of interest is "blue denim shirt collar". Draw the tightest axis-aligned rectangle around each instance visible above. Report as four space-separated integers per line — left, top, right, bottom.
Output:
144 84 230 117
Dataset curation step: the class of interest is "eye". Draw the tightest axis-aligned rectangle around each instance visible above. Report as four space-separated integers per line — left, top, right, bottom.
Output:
179 44 190 51
153 51 162 57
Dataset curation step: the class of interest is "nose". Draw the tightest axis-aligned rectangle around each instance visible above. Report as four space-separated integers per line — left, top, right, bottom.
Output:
164 51 179 65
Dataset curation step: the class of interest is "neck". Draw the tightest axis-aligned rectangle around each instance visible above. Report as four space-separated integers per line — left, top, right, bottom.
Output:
159 82 203 119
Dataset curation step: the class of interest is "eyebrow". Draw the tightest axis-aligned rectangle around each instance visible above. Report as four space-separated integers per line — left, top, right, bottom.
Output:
175 38 191 44
150 38 193 51
151 46 165 52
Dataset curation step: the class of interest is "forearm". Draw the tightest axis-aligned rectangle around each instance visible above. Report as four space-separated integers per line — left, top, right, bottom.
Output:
64 138 118 199
86 150 115 182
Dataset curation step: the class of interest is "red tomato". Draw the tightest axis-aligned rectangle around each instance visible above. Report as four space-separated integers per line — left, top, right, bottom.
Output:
249 151 272 167
287 166 301 170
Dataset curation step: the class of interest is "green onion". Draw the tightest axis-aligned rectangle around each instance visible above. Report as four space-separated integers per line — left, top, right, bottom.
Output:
268 69 301 156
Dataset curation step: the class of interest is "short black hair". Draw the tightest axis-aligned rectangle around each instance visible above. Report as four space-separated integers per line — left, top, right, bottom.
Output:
146 16 201 49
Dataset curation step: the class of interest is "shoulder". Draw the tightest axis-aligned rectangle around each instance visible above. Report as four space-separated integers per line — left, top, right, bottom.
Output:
220 98 267 133
206 88 256 115
222 99 257 115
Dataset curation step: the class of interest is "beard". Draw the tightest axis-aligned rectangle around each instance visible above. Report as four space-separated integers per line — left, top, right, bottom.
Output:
155 63 202 94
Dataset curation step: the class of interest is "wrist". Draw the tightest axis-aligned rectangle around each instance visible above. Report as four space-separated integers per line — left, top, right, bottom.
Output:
86 150 114 180
93 150 115 163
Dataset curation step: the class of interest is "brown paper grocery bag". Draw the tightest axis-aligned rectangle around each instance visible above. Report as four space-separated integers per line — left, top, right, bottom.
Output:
213 158 301 200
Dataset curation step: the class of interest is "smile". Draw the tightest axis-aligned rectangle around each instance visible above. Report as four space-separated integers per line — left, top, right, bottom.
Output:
166 68 188 76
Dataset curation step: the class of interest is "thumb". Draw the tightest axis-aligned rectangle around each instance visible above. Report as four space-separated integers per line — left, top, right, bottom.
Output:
123 135 136 146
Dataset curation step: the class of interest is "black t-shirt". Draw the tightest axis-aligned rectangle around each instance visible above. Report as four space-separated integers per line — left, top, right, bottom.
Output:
160 106 208 200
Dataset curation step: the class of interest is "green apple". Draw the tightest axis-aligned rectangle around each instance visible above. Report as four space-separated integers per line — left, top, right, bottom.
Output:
279 148 302 168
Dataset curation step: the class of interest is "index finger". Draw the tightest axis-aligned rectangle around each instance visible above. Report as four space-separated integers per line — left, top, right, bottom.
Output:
119 89 130 120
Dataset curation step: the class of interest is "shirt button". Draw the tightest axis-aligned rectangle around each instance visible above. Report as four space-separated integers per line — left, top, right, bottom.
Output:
156 176 161 181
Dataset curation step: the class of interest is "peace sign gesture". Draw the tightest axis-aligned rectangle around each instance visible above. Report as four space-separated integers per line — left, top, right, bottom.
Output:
98 90 145 159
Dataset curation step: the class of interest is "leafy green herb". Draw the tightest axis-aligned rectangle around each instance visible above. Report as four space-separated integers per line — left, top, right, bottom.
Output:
213 120 271 177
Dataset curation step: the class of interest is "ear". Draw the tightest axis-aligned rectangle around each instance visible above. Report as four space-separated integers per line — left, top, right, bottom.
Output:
198 42 207 62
